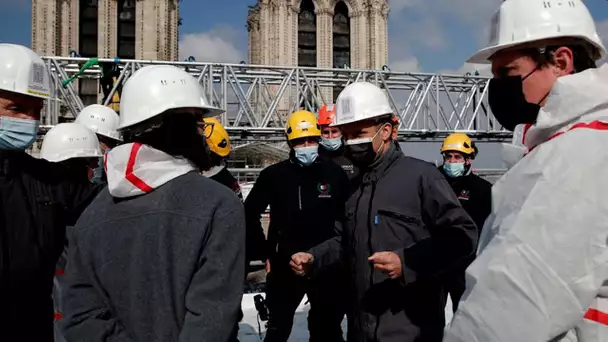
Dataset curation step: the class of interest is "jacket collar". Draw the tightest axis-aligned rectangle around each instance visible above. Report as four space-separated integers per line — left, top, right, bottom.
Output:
362 142 400 184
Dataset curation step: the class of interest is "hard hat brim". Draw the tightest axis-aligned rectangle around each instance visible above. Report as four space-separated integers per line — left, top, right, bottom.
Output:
467 34 608 64
1 88 53 101
118 104 226 130
329 112 390 127
203 106 225 117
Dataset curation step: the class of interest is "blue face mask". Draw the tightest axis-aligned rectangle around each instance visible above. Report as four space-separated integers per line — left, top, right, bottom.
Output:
91 156 106 184
320 137 342 151
443 162 466 178
0 117 39 150
294 145 318 166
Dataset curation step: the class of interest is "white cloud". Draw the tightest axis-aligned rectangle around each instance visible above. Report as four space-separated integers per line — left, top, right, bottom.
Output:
179 25 245 63
390 57 421 73
439 63 491 76
387 0 498 71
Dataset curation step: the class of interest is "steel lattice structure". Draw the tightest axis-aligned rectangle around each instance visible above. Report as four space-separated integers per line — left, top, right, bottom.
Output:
40 56 511 142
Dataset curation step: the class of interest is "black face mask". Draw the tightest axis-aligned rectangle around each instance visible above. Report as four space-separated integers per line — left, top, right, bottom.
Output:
346 141 377 166
488 69 545 131
345 128 384 167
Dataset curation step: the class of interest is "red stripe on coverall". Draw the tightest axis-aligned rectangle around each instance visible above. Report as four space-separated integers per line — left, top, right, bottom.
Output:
584 308 608 326
125 143 154 193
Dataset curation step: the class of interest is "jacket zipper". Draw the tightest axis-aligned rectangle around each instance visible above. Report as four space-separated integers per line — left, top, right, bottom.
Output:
298 185 302 210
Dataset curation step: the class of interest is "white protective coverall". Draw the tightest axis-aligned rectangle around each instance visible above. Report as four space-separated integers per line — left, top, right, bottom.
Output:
443 65 608 342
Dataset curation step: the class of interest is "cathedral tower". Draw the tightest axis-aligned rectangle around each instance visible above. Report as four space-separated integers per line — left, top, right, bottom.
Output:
31 0 180 105
247 0 389 103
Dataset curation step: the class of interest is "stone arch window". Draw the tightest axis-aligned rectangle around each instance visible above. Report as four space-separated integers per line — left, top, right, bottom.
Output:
298 0 316 67
79 0 98 106
332 1 350 102
117 0 136 58
332 1 350 68
79 0 98 57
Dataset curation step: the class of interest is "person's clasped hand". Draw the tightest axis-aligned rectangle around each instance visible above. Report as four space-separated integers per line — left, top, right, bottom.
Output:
368 251 402 279
290 252 314 276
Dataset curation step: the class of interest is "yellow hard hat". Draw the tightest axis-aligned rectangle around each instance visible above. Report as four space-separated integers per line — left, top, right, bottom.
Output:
202 117 231 157
441 133 475 155
285 110 320 141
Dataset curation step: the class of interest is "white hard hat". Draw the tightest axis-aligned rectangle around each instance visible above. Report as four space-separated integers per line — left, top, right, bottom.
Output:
468 0 606 63
40 123 102 162
118 65 224 130
0 44 52 99
75 104 122 141
331 82 393 126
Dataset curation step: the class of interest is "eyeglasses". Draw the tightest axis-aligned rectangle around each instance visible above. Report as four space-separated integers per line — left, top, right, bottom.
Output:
198 122 215 138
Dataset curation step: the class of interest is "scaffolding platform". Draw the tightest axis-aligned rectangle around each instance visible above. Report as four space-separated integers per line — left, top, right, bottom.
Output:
40 57 511 142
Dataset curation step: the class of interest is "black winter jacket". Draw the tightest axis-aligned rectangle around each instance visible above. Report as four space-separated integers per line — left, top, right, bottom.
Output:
439 168 492 234
0 151 100 342
318 145 359 181
207 165 243 201
310 144 478 342
244 156 350 270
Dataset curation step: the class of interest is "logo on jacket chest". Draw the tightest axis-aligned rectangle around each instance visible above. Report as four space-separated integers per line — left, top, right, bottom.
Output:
341 164 354 173
458 189 470 200
317 183 332 198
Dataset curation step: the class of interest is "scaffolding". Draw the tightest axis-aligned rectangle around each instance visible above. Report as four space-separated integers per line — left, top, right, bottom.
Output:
41 56 511 142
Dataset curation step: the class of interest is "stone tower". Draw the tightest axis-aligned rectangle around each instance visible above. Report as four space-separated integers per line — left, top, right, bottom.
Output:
247 0 389 106
247 0 389 69
31 0 180 107
31 0 179 60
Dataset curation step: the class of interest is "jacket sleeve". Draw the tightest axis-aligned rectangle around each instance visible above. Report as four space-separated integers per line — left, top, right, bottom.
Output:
179 201 246 341
308 220 343 271
397 170 478 285
244 169 272 262
444 161 608 342
60 237 134 342
469 178 493 232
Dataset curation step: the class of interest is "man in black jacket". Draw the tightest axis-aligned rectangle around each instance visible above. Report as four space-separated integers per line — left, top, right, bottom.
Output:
0 44 101 342
438 133 492 312
290 82 478 342
245 110 349 342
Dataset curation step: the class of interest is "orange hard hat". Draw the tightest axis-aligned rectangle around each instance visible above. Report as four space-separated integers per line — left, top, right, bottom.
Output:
318 104 336 126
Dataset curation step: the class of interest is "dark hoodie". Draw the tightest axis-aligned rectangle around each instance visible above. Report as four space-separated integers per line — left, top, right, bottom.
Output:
59 143 246 342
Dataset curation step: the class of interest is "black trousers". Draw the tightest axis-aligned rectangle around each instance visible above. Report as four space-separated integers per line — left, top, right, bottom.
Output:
264 269 345 342
444 270 466 313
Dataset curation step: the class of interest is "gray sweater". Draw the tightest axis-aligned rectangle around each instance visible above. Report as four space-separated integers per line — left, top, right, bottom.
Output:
59 172 246 341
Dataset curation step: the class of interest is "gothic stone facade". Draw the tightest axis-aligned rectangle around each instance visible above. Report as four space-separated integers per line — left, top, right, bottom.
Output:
31 0 179 60
247 0 388 69
247 0 388 114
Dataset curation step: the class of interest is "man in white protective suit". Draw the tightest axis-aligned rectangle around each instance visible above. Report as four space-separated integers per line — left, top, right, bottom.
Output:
443 1 608 342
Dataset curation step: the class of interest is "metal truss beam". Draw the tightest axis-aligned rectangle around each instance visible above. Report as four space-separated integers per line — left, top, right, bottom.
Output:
40 56 511 142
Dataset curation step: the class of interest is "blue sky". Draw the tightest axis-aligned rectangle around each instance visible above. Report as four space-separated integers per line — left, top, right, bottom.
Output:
2 0 608 73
